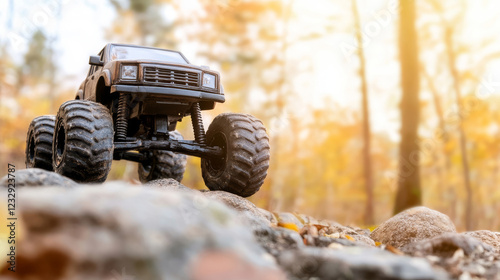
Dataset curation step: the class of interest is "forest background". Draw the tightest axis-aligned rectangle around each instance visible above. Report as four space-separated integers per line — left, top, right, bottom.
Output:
1 0 500 231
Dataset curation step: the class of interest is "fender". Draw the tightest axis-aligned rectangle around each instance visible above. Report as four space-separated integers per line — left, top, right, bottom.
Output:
76 89 84 100
101 69 112 86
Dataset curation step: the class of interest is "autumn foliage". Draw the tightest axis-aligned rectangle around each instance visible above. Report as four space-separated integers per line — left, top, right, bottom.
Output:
1 0 500 231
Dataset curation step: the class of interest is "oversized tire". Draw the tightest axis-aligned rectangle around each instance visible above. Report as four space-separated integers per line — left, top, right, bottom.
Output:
25 115 56 171
138 131 187 183
53 100 114 183
201 113 270 197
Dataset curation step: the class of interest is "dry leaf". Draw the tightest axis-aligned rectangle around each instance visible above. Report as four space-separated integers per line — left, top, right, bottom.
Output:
367 225 378 232
344 235 355 241
386 245 404 255
278 222 299 232
313 224 328 231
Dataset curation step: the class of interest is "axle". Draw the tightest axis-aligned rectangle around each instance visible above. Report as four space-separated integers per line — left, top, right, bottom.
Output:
114 138 224 160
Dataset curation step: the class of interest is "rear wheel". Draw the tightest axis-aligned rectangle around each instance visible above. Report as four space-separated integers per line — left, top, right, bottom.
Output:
25 115 56 170
138 131 187 183
201 113 270 197
53 100 114 183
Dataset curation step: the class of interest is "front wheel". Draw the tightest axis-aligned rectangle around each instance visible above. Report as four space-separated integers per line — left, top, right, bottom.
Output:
53 100 114 183
201 113 270 197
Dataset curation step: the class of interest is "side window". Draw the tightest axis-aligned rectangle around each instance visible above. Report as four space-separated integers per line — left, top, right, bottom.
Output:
95 49 105 71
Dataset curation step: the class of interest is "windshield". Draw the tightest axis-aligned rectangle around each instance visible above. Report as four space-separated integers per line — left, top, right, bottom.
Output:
109 45 188 64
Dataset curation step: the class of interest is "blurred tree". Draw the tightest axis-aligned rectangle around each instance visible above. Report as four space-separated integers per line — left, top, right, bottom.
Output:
192 0 282 112
419 63 457 220
394 0 422 214
108 0 176 48
19 30 58 111
420 0 500 230
21 30 51 84
193 0 288 209
443 21 474 231
268 0 294 211
351 0 374 225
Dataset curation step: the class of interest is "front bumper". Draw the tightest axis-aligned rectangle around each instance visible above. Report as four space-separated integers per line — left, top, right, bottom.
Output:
111 85 225 103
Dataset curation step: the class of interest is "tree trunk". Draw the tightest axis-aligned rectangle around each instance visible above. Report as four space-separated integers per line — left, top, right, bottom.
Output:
352 0 374 225
394 0 422 214
420 65 456 215
443 27 473 231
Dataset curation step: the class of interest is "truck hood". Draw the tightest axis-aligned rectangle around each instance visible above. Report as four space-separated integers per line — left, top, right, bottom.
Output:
110 59 209 72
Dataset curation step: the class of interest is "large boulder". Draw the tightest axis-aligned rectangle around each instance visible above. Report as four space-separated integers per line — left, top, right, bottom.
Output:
0 168 77 188
0 183 285 280
145 178 197 193
202 191 276 229
147 179 277 230
370 207 456 248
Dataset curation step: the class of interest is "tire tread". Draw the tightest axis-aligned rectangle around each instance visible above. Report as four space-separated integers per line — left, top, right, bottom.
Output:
53 100 113 183
202 113 270 197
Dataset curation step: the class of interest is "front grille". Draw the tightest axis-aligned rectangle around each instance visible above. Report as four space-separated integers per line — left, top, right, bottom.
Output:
143 67 199 87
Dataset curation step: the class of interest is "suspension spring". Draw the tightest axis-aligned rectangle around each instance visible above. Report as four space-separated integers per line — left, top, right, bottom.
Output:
191 102 206 145
115 93 129 141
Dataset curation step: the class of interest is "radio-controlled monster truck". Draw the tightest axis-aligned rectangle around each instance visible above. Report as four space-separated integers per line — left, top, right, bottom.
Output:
25 44 270 197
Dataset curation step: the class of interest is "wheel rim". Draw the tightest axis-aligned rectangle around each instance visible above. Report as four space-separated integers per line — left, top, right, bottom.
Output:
54 122 66 166
27 131 35 164
204 132 227 177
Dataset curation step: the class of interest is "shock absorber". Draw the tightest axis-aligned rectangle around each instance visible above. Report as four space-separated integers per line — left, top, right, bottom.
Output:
115 93 129 141
190 102 206 145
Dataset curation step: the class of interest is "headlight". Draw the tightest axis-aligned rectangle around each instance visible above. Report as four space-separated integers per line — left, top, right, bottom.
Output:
202 73 216 89
121 65 138 80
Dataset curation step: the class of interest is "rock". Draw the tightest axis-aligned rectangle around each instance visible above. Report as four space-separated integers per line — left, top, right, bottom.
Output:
278 247 447 280
307 236 358 247
191 251 286 280
147 180 276 230
370 207 456 248
2 183 285 280
318 222 375 247
276 212 304 231
402 233 494 257
0 168 77 188
202 191 275 229
299 224 319 237
348 225 372 237
254 226 304 258
145 178 196 193
257 208 278 226
463 230 500 253
352 235 376 247
295 214 313 224
410 233 500 279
